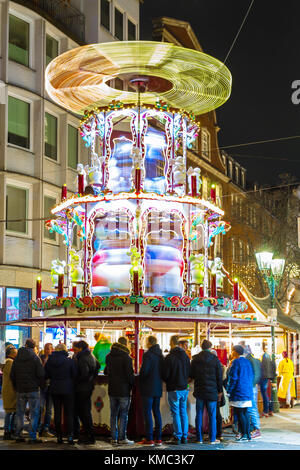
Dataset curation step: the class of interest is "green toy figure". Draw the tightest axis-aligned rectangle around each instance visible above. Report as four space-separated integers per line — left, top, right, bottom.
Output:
92 332 112 372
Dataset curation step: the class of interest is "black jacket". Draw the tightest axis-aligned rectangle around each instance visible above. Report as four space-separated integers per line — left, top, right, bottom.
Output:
139 344 163 398
162 347 191 392
75 348 100 393
246 354 262 386
261 353 276 380
104 343 135 397
45 350 77 395
190 350 223 401
10 347 45 393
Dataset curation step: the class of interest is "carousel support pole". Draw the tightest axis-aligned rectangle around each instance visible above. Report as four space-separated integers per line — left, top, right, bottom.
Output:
76 321 81 336
229 323 232 355
64 321 67 345
204 220 209 297
134 318 139 373
194 321 199 347
206 323 210 340
83 202 87 296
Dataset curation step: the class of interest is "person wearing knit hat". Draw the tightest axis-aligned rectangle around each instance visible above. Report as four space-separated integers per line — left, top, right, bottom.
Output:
226 345 254 442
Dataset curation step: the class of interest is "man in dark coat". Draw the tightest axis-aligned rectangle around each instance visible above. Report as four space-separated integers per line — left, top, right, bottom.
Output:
10 338 45 443
260 344 276 417
104 336 135 445
162 335 191 445
138 336 163 446
45 343 77 444
74 340 100 444
190 340 223 444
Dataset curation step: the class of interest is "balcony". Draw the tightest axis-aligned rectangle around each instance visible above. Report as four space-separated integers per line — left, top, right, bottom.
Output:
14 0 85 45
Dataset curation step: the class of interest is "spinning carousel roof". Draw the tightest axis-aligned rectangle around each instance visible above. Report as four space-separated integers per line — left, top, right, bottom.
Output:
45 41 232 115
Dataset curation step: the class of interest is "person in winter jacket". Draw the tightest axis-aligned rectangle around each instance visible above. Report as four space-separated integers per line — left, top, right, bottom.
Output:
10 338 45 443
190 340 223 444
138 336 164 446
92 332 111 372
2 345 17 440
104 336 135 445
226 345 253 442
74 340 100 445
260 344 276 417
162 335 191 445
278 351 296 408
45 343 77 445
38 342 53 437
245 345 262 438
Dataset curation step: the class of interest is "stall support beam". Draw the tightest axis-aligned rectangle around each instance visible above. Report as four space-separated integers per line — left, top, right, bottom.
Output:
134 319 139 373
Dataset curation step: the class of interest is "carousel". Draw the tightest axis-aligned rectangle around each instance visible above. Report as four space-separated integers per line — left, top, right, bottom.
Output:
5 41 271 435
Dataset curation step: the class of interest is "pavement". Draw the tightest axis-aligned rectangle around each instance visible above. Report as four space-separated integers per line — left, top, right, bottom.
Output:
0 405 300 451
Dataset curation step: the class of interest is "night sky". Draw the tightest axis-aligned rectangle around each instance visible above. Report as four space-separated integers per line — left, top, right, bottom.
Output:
140 0 300 186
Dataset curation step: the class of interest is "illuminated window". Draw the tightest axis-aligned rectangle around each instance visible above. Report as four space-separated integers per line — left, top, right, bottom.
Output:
201 129 210 160
6 185 28 234
44 195 56 240
114 8 123 40
128 19 136 40
46 35 58 67
68 125 78 169
45 112 57 160
8 96 30 149
101 0 110 30
9 14 29 67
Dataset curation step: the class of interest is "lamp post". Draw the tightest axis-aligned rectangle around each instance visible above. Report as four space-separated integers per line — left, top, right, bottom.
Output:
255 251 285 413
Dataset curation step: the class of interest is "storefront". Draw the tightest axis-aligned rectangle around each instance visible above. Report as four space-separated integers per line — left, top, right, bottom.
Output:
0 286 31 349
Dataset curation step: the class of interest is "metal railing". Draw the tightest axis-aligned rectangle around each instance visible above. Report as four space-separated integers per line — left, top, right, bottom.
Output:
14 0 85 44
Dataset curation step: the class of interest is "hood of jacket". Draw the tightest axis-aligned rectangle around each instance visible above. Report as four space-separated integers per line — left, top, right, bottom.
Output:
193 350 217 364
170 346 188 359
47 350 69 367
148 344 163 357
16 347 37 363
110 342 130 356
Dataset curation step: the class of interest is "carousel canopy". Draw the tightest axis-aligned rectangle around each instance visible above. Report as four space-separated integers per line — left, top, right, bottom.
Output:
45 41 232 115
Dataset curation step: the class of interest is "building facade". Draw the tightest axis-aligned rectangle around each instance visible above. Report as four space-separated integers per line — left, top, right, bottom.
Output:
0 0 140 347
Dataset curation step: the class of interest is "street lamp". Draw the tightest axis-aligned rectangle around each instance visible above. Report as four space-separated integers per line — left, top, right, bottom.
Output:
255 251 285 413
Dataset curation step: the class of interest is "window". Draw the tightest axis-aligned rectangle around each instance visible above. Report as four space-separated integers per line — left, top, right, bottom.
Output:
68 125 78 169
6 185 28 234
44 196 56 240
114 8 123 40
8 96 30 149
45 113 57 160
128 19 136 40
101 0 110 30
9 14 29 66
46 34 58 67
201 129 210 160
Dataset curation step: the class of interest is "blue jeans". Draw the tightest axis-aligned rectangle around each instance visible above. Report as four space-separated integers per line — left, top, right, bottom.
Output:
249 386 260 431
38 387 52 432
4 412 15 433
260 378 273 414
15 391 40 440
195 399 217 442
141 396 162 441
109 396 131 441
167 390 189 440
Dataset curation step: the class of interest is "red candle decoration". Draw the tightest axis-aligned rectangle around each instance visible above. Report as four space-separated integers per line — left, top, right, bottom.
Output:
210 184 216 203
191 175 197 197
135 168 141 194
211 274 217 298
72 284 77 298
78 174 85 195
199 286 204 297
133 270 139 296
61 184 67 200
36 277 42 299
58 274 64 298
233 278 239 301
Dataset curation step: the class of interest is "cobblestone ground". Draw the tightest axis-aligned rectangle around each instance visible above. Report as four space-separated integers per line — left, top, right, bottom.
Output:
0 406 299 451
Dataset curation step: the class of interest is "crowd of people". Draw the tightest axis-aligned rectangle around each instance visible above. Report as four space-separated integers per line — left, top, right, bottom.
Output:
0 334 295 446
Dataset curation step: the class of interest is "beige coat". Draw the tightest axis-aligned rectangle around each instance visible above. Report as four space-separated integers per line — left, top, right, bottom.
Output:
2 358 17 412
